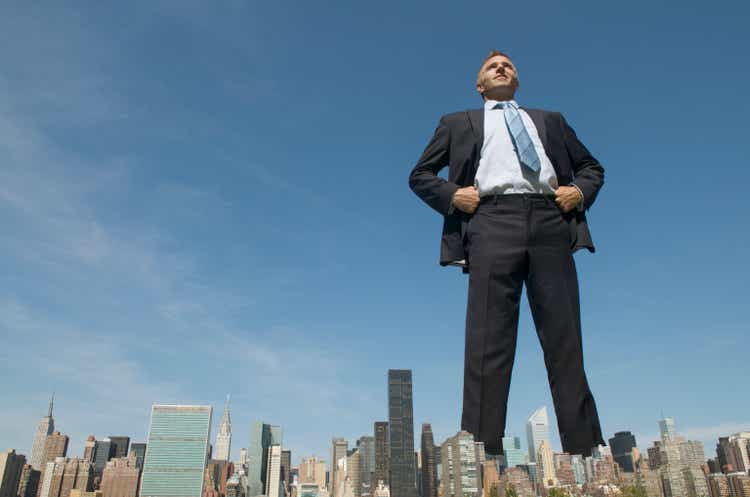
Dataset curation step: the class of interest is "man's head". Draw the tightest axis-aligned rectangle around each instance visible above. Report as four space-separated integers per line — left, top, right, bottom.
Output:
476 50 519 101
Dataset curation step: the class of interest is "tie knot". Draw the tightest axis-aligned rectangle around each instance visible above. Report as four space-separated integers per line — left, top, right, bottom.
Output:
494 101 518 110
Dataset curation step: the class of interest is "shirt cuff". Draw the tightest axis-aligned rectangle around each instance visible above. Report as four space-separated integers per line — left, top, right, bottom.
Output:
447 191 456 215
571 184 585 211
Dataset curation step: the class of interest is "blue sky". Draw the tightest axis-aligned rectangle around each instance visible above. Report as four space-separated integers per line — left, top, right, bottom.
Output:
1 1 749 466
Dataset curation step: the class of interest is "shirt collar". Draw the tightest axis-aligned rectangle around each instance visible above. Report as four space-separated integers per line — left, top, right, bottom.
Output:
484 99 519 110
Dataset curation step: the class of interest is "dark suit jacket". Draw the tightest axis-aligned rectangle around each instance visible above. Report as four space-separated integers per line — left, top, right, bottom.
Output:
408 108 604 268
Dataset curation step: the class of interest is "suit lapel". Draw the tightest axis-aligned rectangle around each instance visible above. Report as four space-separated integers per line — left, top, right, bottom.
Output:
467 109 484 176
467 108 483 146
522 108 549 151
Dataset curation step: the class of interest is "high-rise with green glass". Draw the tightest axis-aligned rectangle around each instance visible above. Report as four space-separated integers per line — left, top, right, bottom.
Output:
140 405 213 497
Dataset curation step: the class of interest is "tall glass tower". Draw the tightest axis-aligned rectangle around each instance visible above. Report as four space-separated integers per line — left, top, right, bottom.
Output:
388 369 416 497
140 405 212 497
659 417 676 442
248 422 282 496
501 436 525 468
525 407 550 463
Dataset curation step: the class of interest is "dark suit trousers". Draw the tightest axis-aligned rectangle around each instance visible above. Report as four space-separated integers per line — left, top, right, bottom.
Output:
460 194 604 457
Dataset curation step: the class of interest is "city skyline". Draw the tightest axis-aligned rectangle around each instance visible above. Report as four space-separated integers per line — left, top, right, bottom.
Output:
2 0 749 478
8 391 749 472
4 378 750 497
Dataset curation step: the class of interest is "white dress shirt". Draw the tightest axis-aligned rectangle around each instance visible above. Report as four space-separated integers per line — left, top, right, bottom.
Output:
474 99 558 196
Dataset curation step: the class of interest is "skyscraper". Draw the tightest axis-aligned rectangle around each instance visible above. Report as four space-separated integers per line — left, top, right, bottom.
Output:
535 441 557 488
608 431 637 472
525 407 550 463
30 395 55 471
419 425 437 497
82 438 96 464
374 423 389 488
139 405 212 497
388 370 416 497
439 431 480 497
347 449 362 497
265 446 283 497
108 438 130 460
37 431 70 497
128 444 146 469
501 437 525 469
0 449 26 497
248 422 280 497
18 464 41 497
299 457 327 490
281 450 291 495
659 417 676 443
330 438 348 497
215 396 232 462
92 440 113 474
356 437 375 492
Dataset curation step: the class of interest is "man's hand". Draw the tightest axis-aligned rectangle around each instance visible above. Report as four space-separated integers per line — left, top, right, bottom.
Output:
555 186 583 213
452 186 480 214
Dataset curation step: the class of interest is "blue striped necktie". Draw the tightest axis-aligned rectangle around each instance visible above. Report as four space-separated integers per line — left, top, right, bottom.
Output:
495 101 541 172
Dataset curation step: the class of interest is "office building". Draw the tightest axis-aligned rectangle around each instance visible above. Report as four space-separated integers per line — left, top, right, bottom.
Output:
525 407 550 463
108 438 130 460
356 437 375 492
501 437 525 469
92 441 113 474
388 370 416 497
419 425 437 497
265 446 283 497
299 456 327 490
439 431 480 497
18 464 41 497
129 444 146 469
100 455 139 497
248 422 280 497
609 431 637 473
0 449 25 497
330 439 348 497
373 423 389 489
139 405 212 497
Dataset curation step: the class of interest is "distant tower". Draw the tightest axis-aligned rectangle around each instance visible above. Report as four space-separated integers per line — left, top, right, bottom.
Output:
215 396 232 461
525 407 550 463
536 440 557 488
609 431 637 472
388 369 416 497
265 445 283 497
248 422 281 497
373 423 389 489
658 417 676 443
30 395 55 470
501 436 525 469
330 438 348 497
420 424 437 497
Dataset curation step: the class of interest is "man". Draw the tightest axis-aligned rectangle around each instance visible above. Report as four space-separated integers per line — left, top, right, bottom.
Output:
408 50 605 458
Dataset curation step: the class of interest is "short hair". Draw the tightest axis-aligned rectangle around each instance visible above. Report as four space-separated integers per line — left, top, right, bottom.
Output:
477 49 513 81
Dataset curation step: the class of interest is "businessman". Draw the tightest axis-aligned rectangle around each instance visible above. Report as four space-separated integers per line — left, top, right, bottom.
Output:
408 50 605 457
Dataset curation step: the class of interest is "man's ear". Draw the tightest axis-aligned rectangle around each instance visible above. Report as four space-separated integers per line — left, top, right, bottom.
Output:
476 83 484 95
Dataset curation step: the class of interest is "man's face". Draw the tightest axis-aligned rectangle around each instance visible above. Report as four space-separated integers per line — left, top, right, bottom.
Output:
476 55 519 100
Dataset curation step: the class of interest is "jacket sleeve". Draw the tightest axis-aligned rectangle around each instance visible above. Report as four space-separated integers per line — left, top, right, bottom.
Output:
560 113 605 210
408 116 459 216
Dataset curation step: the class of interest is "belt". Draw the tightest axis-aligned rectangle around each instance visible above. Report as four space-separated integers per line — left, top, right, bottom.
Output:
479 193 555 205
